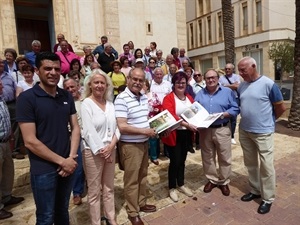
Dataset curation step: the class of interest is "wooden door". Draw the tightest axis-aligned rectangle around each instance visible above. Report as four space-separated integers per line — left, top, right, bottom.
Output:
16 18 51 54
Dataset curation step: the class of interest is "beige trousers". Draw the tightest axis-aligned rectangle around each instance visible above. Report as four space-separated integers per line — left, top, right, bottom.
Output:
83 149 116 225
199 126 232 185
119 141 149 217
239 128 275 203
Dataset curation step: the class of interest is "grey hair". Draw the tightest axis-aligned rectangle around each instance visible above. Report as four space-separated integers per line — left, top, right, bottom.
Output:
32 40 41 46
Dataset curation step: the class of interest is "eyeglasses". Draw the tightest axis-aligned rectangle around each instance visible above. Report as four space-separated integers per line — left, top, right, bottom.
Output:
193 74 201 77
225 68 232 70
205 76 218 80
175 82 187 86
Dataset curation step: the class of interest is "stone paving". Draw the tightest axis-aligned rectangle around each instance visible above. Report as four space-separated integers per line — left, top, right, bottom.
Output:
2 119 300 225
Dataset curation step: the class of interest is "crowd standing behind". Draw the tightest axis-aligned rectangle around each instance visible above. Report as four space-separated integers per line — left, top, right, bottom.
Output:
0 36 286 224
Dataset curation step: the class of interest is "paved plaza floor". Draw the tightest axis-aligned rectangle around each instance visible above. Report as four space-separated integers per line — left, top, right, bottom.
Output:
2 119 300 225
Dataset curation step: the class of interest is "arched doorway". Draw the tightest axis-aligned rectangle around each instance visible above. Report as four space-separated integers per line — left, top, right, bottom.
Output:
14 0 54 54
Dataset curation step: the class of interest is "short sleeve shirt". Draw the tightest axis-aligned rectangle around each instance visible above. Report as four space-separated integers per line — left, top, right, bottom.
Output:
16 84 76 175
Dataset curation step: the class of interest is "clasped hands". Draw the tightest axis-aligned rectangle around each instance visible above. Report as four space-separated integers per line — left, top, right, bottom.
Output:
57 155 78 177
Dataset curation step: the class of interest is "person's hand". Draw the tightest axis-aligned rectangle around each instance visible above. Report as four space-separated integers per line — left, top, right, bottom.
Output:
144 128 157 138
59 157 78 176
187 123 198 132
100 144 114 159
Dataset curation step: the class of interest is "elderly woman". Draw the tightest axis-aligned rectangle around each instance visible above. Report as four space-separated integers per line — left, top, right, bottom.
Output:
81 69 119 225
162 71 197 202
4 48 18 75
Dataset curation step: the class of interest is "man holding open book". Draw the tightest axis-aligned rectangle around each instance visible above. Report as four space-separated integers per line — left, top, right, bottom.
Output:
194 69 239 196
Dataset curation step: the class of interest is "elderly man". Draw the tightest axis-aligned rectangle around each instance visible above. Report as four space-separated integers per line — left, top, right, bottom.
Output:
163 63 177 82
142 46 151 67
93 35 118 59
115 68 157 225
219 63 241 144
53 33 74 53
96 43 115 74
195 69 239 196
25 40 41 67
237 57 285 214
150 68 172 103
0 79 24 220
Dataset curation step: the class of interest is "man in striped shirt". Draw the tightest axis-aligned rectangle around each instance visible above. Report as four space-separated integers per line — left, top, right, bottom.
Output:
115 68 157 225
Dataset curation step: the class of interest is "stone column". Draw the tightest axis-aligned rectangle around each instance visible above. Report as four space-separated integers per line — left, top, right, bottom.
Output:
0 0 18 54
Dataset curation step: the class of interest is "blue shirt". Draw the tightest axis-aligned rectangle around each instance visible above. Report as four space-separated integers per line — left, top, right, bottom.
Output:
0 71 17 102
238 75 283 133
25 51 37 67
16 84 76 175
194 85 239 126
0 98 11 140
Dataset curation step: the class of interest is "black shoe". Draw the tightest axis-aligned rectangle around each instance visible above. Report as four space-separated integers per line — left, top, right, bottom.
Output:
257 201 272 214
195 145 201 150
0 209 13 220
4 196 25 207
241 193 261 202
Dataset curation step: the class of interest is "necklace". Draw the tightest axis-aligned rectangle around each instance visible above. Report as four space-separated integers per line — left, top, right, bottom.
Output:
175 93 186 101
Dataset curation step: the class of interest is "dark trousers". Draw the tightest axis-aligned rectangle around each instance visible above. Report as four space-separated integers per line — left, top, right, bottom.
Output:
167 130 192 189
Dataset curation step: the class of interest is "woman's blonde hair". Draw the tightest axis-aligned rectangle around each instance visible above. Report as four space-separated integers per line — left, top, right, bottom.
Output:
83 69 114 102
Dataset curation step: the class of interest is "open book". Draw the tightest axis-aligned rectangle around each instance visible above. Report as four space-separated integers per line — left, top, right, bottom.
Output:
181 102 223 128
149 109 183 134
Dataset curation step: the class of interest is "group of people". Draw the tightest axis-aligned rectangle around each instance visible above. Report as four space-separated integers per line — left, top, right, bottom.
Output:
0 33 286 225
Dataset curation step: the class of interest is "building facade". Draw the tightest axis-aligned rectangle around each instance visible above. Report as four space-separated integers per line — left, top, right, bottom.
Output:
185 0 295 79
0 0 187 56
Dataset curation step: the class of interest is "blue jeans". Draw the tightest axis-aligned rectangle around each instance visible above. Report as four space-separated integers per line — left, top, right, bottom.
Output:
148 137 160 160
31 170 74 225
72 143 85 196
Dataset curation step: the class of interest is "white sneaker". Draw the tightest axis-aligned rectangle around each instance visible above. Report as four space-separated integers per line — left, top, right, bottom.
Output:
231 138 236 145
169 189 178 202
178 185 193 197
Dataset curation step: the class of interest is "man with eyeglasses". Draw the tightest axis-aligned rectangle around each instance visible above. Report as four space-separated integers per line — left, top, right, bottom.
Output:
194 69 239 197
219 63 241 144
115 68 157 225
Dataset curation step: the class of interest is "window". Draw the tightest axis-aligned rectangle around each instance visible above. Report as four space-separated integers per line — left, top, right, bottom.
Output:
197 0 203 16
242 3 248 32
146 22 153 35
256 0 262 27
198 20 203 46
201 58 213 73
218 12 223 40
189 23 194 48
207 16 211 43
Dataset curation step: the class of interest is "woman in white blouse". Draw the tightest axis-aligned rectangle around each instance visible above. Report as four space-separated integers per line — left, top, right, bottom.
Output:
81 69 119 225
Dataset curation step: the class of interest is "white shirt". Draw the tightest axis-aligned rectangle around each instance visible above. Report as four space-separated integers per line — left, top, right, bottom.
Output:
81 98 120 155
150 80 172 103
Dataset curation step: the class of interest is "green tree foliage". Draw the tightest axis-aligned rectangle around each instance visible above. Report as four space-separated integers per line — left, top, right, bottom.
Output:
268 41 294 83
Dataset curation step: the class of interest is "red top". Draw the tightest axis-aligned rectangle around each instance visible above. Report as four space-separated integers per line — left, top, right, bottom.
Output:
161 92 194 146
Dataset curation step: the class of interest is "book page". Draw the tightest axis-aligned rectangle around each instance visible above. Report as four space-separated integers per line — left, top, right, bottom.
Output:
149 109 182 134
181 102 223 128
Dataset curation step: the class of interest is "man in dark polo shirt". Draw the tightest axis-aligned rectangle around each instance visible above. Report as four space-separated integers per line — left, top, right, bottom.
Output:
16 52 80 225
115 68 157 225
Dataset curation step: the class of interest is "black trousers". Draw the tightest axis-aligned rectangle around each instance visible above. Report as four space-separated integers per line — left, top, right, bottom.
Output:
167 130 193 189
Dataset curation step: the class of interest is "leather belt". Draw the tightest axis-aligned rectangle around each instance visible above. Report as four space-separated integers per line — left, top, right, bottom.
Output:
120 140 148 145
209 122 229 128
